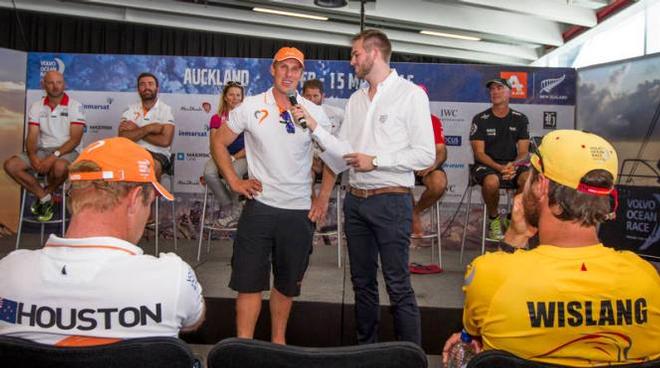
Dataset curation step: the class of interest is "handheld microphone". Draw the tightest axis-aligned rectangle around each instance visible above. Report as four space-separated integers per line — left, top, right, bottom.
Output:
286 90 307 129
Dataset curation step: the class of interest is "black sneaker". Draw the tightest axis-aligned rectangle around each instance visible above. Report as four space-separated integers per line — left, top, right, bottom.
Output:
36 201 54 222
30 200 43 215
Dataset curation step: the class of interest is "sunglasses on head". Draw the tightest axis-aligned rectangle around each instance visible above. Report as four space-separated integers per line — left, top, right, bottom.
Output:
226 81 242 87
531 143 619 217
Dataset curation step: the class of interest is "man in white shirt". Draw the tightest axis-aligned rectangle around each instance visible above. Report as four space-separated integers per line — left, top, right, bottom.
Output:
212 47 333 345
3 70 85 222
0 137 205 347
303 30 435 345
118 72 175 179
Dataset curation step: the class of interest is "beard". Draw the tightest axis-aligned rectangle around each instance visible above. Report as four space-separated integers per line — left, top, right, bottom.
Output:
139 89 157 101
523 189 540 228
355 55 374 79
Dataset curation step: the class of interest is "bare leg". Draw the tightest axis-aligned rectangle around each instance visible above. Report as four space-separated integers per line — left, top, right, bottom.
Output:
4 157 47 199
46 159 69 194
412 170 447 236
481 174 500 218
516 170 530 194
236 292 262 339
270 288 293 345
153 160 163 182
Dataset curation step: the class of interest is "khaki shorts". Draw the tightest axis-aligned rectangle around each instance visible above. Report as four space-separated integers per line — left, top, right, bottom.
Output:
17 148 79 170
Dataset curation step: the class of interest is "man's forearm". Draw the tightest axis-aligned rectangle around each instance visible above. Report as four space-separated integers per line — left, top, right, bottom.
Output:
212 140 240 186
475 152 504 171
318 165 337 200
57 137 82 155
143 133 172 147
435 145 447 167
26 137 39 156
118 126 150 142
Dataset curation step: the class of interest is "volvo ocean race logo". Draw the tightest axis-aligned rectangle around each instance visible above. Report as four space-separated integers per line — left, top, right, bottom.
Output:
39 58 66 77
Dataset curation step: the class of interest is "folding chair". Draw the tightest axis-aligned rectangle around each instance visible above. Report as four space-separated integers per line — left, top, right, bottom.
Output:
207 337 426 368
0 335 198 368
153 153 177 255
15 176 67 249
459 165 515 264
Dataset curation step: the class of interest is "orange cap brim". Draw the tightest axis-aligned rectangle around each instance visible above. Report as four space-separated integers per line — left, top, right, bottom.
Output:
153 181 174 201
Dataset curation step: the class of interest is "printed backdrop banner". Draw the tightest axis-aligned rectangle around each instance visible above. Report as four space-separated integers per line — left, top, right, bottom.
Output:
26 53 576 202
1 47 27 235
577 53 660 254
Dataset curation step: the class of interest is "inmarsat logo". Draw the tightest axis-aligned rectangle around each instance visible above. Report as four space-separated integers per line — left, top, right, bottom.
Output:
540 74 566 94
39 58 66 77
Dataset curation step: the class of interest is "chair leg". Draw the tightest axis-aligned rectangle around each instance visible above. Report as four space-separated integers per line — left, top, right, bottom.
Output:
435 201 442 268
481 204 487 255
430 202 436 263
61 183 66 236
460 187 472 264
170 175 177 251
155 198 159 255
171 200 177 251
197 185 208 262
336 185 342 268
207 228 212 254
15 188 26 250
40 223 45 246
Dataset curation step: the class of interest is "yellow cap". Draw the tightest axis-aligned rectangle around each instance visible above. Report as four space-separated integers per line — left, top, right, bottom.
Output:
69 137 174 201
530 130 618 190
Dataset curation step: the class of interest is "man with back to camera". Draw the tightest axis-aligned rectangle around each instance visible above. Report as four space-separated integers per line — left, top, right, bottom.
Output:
0 137 205 346
212 46 333 344
443 130 660 366
3 70 85 222
470 77 530 241
118 72 175 180
302 29 436 345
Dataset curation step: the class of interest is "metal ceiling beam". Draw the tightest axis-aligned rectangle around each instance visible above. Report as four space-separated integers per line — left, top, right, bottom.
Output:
458 0 598 27
73 0 538 60
0 0 535 63
264 0 565 46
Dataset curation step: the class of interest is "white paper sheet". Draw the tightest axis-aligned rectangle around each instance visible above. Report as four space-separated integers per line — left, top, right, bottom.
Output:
318 140 353 174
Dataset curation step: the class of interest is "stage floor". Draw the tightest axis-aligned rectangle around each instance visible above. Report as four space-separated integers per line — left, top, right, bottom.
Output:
2 230 491 366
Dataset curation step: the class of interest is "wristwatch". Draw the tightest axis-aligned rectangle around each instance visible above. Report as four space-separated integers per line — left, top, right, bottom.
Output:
53 150 61 158
371 156 379 168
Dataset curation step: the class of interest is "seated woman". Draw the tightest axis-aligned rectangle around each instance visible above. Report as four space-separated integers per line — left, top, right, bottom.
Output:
204 82 246 227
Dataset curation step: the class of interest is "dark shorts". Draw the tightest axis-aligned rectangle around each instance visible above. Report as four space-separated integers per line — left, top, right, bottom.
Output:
149 151 173 175
415 164 445 178
472 163 529 187
229 200 315 297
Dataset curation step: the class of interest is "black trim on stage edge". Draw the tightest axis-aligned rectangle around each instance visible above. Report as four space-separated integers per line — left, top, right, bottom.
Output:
180 297 463 355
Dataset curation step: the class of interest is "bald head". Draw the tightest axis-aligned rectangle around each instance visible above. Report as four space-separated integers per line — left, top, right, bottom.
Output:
42 71 65 99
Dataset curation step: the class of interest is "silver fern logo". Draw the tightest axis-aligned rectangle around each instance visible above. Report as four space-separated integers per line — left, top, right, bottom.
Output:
540 74 566 94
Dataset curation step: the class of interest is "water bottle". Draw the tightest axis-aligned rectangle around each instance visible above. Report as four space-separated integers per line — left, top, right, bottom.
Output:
446 330 476 368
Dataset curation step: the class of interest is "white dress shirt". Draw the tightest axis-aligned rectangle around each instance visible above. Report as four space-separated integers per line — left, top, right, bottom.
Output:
312 70 435 189
322 103 345 136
